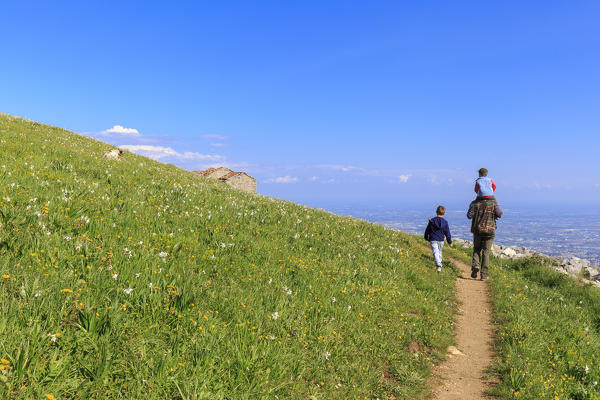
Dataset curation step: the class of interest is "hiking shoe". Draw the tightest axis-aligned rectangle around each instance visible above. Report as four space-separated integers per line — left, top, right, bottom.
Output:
436 266 442 273
471 269 479 279
480 276 488 281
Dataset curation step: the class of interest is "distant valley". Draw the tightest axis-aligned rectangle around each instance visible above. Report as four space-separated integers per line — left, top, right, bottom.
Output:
317 204 600 267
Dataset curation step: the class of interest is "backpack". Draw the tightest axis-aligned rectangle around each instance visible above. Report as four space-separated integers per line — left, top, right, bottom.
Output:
473 199 497 235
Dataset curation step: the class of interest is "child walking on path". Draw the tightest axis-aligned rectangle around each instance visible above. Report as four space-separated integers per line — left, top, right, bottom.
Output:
424 205 453 272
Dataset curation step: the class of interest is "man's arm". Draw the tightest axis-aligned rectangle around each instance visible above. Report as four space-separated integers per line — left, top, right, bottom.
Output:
474 182 479 194
494 203 503 219
467 203 475 219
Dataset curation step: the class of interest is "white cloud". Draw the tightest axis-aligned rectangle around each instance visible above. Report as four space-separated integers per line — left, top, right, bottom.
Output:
309 176 319 182
119 145 223 162
265 176 299 184
428 175 441 185
199 134 229 140
398 174 411 183
210 142 227 148
318 164 359 172
104 125 140 135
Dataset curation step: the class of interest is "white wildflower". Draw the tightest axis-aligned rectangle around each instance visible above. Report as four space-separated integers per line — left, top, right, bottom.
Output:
112 273 118 280
331 297 336 303
124 288 133 295
324 351 331 360
135 273 141 278
271 311 279 320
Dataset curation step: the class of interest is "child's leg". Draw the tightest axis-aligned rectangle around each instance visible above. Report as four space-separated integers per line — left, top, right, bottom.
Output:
430 241 443 268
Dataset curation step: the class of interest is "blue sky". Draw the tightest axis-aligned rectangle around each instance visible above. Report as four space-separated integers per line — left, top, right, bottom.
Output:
2 1 599 206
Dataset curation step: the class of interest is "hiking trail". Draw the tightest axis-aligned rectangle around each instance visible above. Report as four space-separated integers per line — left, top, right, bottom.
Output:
429 254 497 400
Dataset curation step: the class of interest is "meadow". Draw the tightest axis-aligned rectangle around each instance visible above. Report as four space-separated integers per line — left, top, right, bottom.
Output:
0 114 457 399
450 247 600 400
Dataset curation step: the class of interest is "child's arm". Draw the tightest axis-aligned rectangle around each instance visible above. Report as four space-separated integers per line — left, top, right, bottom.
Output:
444 222 452 246
424 220 432 241
491 180 497 192
474 182 479 194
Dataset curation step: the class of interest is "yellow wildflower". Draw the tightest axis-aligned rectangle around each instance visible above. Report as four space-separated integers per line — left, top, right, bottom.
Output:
0 359 11 371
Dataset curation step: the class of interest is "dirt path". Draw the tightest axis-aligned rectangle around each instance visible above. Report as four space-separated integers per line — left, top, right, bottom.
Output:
429 255 496 400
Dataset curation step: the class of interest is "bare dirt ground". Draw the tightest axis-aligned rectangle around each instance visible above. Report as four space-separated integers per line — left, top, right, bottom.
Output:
429 255 497 400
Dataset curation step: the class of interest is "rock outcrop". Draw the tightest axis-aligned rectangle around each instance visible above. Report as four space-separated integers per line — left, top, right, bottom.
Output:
452 238 600 288
193 167 257 193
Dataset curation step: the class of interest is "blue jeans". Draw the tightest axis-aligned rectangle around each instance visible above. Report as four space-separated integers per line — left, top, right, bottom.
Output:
430 241 444 268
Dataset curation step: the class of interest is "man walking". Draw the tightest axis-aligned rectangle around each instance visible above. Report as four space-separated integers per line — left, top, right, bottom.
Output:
467 195 503 280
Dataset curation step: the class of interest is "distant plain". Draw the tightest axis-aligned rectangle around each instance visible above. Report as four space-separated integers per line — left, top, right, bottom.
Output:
312 202 600 267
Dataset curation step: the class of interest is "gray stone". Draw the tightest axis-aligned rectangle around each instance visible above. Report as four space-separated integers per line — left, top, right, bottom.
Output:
103 149 123 160
447 346 464 356
502 248 518 257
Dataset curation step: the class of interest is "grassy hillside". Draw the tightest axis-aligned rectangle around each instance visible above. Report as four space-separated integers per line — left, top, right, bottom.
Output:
489 257 600 400
0 114 457 399
451 247 600 400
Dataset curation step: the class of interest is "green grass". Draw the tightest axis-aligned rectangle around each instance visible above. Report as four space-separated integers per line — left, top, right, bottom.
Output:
452 246 600 400
0 114 458 399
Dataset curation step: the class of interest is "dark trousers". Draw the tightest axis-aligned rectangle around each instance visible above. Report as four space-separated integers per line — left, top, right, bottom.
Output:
472 234 494 278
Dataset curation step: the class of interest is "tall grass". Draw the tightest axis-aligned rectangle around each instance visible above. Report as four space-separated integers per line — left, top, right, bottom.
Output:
451 243 600 400
0 114 457 399
488 256 600 400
